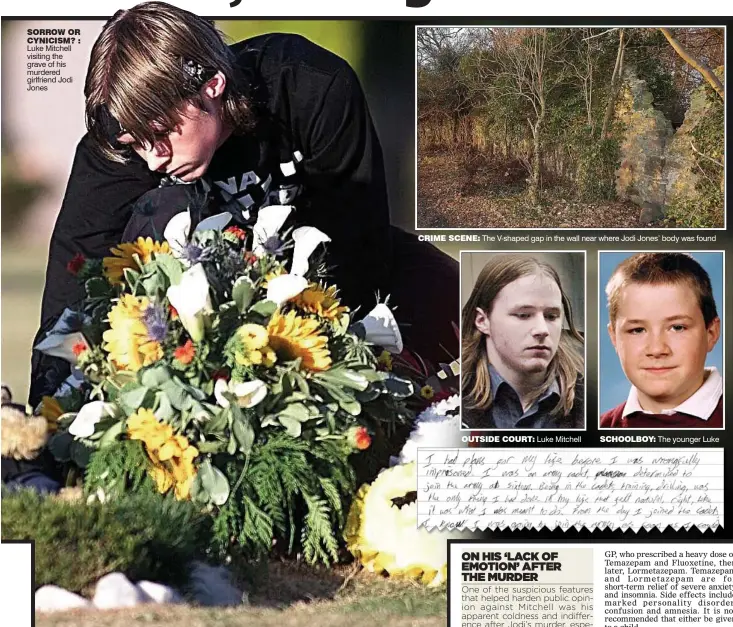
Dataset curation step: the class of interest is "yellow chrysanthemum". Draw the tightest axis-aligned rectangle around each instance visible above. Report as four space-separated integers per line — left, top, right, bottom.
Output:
39 396 64 432
345 463 448 587
292 283 349 321
127 408 173 450
103 294 163 372
126 408 198 501
233 324 278 368
103 237 170 285
267 309 331 371
237 324 269 350
420 385 435 400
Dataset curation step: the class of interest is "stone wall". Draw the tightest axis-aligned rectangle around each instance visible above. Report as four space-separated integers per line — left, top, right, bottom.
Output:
615 67 724 224
615 69 673 223
664 66 725 215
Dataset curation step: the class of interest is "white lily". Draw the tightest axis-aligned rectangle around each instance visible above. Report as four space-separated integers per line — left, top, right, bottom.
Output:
266 274 308 307
214 378 268 409
68 401 115 438
163 209 233 259
360 303 404 354
166 263 212 342
34 331 90 365
290 226 331 276
252 205 293 257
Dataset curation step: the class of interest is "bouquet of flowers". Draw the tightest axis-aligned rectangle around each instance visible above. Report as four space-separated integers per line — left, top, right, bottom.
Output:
34 205 414 565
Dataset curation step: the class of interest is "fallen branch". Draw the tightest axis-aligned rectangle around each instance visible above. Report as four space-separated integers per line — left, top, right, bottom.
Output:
690 139 724 169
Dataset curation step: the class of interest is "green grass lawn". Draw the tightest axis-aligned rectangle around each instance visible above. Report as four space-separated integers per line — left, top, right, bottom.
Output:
1 243 47 403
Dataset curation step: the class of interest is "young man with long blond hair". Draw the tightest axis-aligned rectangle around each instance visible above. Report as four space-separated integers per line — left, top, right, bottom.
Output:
461 254 585 429
29 2 458 406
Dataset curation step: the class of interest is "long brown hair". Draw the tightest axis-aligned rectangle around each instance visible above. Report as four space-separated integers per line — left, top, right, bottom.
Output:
461 254 584 416
85 1 254 161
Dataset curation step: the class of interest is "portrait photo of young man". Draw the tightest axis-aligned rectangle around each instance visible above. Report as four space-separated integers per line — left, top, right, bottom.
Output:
599 251 724 429
460 252 585 430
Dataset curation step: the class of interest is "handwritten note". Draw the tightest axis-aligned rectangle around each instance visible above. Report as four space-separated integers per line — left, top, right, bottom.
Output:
417 448 723 532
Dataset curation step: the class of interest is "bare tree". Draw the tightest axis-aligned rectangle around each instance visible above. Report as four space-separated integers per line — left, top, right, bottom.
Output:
600 28 627 139
660 27 724 101
567 28 597 134
465 28 571 205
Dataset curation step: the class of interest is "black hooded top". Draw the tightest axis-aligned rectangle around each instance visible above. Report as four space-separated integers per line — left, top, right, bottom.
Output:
29 33 393 406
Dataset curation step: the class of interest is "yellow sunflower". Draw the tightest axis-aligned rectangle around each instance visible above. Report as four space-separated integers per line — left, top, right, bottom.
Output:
267 309 331 371
103 237 170 285
103 294 163 372
292 283 349 321
126 408 198 501
39 396 64 432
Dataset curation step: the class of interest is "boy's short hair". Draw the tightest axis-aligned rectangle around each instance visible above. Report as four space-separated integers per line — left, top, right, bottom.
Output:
606 252 718 327
85 1 253 162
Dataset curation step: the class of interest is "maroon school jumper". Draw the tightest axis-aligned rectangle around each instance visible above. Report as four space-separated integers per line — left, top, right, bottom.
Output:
600 397 723 428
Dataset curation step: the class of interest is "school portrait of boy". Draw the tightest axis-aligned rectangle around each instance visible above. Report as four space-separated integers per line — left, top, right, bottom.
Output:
599 251 724 429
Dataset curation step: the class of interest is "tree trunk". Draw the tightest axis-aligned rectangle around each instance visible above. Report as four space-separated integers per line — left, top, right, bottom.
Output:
660 28 724 101
529 110 544 206
601 28 625 139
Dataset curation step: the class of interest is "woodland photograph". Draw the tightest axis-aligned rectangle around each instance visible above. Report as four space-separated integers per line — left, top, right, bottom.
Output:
416 26 725 229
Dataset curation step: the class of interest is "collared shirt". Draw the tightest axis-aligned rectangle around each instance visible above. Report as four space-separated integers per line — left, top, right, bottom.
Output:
622 367 723 421
489 366 562 429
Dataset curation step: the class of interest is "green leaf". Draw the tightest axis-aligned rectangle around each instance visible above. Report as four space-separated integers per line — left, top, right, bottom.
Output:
141 273 163 297
48 432 74 462
70 440 94 468
123 267 140 287
314 368 369 391
233 276 255 313
196 440 227 454
99 421 124 448
154 253 183 286
190 472 211 505
199 459 230 506
85 277 111 298
338 397 361 416
232 418 255 455
154 392 175 421
279 415 302 437
355 387 381 403
119 384 153 415
161 380 190 410
141 365 172 388
384 375 414 399
249 300 277 317
279 403 311 422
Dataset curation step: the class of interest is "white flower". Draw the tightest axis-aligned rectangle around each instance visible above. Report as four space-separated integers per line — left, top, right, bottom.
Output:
34 331 90 365
163 209 232 259
163 211 191 258
214 378 268 409
68 401 115 438
398 395 461 465
266 274 308 307
166 263 212 342
290 226 330 276
360 303 403 354
252 205 293 257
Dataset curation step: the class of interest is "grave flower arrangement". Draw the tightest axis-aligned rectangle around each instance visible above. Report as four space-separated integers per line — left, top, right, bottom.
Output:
35 205 414 565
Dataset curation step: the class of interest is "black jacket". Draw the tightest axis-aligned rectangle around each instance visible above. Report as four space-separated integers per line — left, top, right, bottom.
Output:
30 33 393 406
462 376 585 430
